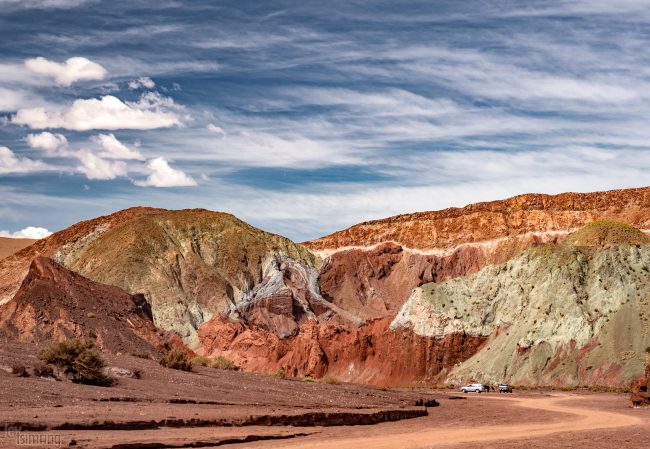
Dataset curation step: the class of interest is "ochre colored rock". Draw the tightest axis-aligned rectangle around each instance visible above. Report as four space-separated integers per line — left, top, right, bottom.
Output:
0 257 165 356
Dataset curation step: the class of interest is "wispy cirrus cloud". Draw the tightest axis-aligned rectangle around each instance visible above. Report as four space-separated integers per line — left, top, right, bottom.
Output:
4 1 650 240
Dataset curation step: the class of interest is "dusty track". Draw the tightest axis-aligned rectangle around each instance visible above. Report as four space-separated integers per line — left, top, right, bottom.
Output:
248 394 643 449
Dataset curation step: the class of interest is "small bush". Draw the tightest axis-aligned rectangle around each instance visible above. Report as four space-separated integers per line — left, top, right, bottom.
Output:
159 349 192 371
130 352 150 359
38 339 114 386
274 367 286 379
322 375 340 385
210 356 238 371
87 312 96 319
33 364 55 378
190 356 211 367
189 355 238 370
303 375 315 383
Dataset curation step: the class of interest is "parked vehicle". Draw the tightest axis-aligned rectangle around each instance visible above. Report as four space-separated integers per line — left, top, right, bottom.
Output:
498 383 513 393
460 383 486 393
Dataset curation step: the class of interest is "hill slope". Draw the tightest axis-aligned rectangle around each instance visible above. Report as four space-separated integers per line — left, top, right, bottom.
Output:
0 257 165 355
391 222 650 387
0 208 340 347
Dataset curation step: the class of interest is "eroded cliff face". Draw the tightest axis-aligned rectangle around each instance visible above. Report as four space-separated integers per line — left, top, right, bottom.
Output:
198 317 486 386
319 233 563 319
391 223 650 387
307 187 650 320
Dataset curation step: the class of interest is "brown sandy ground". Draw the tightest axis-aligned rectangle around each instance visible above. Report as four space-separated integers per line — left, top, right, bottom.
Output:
0 340 432 448
1 341 648 448
245 393 649 449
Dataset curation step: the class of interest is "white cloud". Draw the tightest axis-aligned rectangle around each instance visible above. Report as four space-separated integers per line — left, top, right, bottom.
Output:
12 94 183 130
135 157 196 187
91 133 144 160
128 76 155 90
24 56 107 86
0 146 47 174
75 150 127 180
0 0 89 10
0 226 52 239
206 123 225 136
0 87 35 112
26 132 68 156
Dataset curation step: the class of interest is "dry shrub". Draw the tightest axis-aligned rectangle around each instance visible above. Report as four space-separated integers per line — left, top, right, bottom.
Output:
38 339 114 386
322 375 340 385
210 356 238 370
159 349 192 371
190 356 211 367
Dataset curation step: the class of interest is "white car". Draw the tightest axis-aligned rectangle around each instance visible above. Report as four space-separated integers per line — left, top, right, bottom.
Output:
460 383 486 393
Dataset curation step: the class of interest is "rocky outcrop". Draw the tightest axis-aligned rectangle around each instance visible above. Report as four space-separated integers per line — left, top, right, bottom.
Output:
3 188 650 388
631 365 650 406
198 317 486 386
0 257 165 355
230 256 358 338
307 188 650 319
391 222 650 387
306 186 650 252
319 234 562 319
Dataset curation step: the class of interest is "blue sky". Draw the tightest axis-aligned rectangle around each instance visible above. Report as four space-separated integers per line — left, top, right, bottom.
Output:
2 0 650 241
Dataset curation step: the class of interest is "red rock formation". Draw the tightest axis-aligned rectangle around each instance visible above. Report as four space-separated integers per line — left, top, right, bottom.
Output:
198 317 487 386
631 365 650 407
319 234 563 318
305 186 650 252
0 257 166 356
309 187 650 317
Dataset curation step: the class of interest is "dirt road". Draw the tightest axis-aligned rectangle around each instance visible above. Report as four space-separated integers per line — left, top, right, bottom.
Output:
247 394 644 449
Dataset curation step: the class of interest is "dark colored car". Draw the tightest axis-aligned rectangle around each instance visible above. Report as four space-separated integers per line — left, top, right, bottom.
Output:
498 383 513 393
